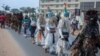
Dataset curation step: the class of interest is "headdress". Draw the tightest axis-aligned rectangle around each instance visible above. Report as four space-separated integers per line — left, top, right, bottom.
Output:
63 3 69 17
47 7 55 18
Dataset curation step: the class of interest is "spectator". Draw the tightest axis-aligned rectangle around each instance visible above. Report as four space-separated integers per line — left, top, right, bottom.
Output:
71 17 78 35
22 15 31 36
0 14 6 28
29 17 37 43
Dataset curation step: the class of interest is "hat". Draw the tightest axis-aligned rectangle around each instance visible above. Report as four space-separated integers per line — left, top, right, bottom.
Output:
47 7 55 18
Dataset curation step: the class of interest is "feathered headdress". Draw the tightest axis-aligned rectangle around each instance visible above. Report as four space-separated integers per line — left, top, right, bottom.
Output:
63 3 69 17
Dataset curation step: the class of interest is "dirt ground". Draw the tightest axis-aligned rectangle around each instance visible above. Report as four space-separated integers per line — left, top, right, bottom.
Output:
0 28 25 56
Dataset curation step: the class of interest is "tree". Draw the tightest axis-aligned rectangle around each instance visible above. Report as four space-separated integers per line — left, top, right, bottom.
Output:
20 7 36 13
2 4 10 11
11 8 20 13
28 7 36 13
20 7 28 13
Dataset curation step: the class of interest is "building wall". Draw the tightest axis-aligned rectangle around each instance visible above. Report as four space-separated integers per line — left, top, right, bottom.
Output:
39 0 100 15
80 0 100 11
39 0 80 14
80 0 100 2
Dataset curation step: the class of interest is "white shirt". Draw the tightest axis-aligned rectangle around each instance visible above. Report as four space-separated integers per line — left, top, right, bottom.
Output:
46 20 56 31
30 18 36 26
58 17 71 38
37 19 45 30
31 20 36 26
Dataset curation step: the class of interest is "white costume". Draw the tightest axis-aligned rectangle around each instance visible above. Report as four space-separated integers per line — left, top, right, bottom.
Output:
43 7 58 54
58 17 71 39
56 16 71 54
35 14 45 45
56 4 72 55
44 18 57 50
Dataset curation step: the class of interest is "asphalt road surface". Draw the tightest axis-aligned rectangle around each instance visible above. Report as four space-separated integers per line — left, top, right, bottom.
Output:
0 28 25 56
0 26 77 56
6 28 55 56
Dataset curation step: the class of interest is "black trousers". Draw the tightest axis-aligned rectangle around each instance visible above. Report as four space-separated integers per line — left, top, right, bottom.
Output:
50 28 56 44
30 26 36 38
0 21 5 28
52 33 55 44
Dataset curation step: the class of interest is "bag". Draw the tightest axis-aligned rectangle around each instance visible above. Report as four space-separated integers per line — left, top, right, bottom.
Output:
62 32 69 41
38 31 42 41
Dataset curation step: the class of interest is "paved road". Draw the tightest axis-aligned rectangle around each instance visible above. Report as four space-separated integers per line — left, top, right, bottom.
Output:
0 29 26 56
6 28 55 56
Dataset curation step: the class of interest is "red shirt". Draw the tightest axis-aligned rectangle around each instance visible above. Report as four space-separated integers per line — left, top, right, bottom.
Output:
0 15 5 22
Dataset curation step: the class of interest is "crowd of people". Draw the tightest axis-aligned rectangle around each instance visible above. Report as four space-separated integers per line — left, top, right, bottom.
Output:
0 4 100 56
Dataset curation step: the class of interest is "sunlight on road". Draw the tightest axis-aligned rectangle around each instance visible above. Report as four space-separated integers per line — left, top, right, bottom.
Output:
0 29 26 56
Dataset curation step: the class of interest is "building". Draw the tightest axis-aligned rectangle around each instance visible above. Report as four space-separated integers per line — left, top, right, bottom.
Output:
39 0 80 14
39 0 100 16
80 0 100 11
80 0 100 18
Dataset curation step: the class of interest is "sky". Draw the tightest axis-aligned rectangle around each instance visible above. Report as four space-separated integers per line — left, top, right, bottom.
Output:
0 0 39 10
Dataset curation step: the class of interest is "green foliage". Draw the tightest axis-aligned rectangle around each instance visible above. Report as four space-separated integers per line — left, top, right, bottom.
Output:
20 7 36 13
30 13 37 21
11 8 20 13
2 5 10 11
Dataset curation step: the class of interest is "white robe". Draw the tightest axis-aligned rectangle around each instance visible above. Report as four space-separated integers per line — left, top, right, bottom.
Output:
57 18 71 38
56 17 72 55
44 20 56 48
35 19 45 45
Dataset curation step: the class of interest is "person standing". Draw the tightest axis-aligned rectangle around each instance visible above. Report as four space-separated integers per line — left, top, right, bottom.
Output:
0 14 6 28
17 13 23 33
56 3 71 56
29 17 37 43
22 15 31 36
44 7 57 53
56 12 61 25
71 17 78 35
35 13 46 45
